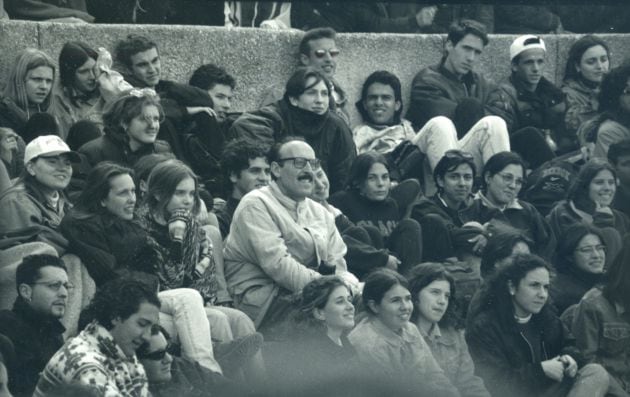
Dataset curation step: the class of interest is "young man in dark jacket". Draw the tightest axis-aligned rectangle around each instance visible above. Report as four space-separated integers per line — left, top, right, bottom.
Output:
487 35 564 167
404 19 510 184
0 254 69 396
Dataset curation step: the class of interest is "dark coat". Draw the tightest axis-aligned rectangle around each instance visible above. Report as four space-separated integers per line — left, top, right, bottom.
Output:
60 210 156 287
78 133 171 168
406 62 498 130
466 305 575 397
460 196 556 259
229 99 356 193
550 268 603 315
0 298 65 397
487 75 566 137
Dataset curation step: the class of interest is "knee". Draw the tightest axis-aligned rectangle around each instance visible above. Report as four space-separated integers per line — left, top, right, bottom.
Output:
425 116 456 132
173 288 205 306
397 219 422 235
579 363 610 386
480 116 508 133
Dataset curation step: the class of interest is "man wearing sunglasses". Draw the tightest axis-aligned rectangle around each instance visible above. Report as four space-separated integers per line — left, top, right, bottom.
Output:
259 27 351 126
0 254 70 396
224 138 359 338
138 326 237 397
487 35 564 168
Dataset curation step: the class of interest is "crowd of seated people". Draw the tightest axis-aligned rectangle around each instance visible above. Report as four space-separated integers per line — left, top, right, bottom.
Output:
1 16 630 397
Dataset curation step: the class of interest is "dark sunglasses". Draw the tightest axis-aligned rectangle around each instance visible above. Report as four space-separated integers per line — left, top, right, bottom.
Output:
138 342 173 361
313 49 340 58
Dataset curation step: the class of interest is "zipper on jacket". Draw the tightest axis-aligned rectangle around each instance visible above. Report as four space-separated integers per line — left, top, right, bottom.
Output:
519 331 536 363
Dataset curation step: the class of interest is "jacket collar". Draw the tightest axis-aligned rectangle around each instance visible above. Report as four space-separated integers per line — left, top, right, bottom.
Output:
438 60 475 86
12 296 66 335
476 191 523 211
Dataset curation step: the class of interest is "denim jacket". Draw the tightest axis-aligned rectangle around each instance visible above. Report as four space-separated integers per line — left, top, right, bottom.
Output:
572 287 630 393
420 324 490 397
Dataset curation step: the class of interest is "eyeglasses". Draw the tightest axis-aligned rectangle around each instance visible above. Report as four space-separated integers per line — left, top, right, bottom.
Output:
278 157 321 169
497 172 524 186
313 49 340 58
444 150 474 160
32 281 74 292
138 343 172 361
576 245 606 255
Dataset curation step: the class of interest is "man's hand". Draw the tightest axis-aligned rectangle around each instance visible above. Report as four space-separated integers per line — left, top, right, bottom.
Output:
542 357 566 382
385 255 401 271
560 355 578 378
187 107 217 118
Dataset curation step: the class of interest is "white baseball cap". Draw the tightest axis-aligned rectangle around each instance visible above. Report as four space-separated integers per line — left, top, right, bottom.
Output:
24 135 80 164
510 35 546 62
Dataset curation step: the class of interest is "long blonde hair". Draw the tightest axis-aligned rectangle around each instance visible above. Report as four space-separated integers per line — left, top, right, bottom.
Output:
2 48 56 112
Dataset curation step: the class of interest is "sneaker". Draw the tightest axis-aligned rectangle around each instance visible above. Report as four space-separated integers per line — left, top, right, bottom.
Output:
214 333 264 376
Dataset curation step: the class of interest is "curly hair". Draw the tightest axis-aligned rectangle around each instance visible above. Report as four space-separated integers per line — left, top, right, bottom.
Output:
478 253 554 329
79 278 160 331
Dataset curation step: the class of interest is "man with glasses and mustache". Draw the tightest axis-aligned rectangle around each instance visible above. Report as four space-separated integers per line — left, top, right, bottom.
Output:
487 35 565 168
0 254 70 396
259 27 351 126
223 138 359 339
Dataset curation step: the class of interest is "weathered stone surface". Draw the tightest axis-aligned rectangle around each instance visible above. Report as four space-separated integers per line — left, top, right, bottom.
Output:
1 21 629 126
0 20 38 91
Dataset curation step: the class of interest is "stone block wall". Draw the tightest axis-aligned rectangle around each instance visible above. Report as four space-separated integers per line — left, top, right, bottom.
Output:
1 20 629 127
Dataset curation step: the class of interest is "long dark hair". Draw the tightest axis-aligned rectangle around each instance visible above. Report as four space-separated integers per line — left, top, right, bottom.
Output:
408 263 461 329
479 253 554 329
480 226 533 279
73 162 134 219
554 223 606 274
347 151 390 193
598 64 630 119
567 159 616 205
144 160 201 220
59 41 98 96
362 268 408 316
563 35 610 82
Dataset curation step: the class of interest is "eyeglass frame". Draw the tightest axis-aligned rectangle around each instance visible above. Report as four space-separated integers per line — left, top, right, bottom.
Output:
495 172 525 187
277 157 322 170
